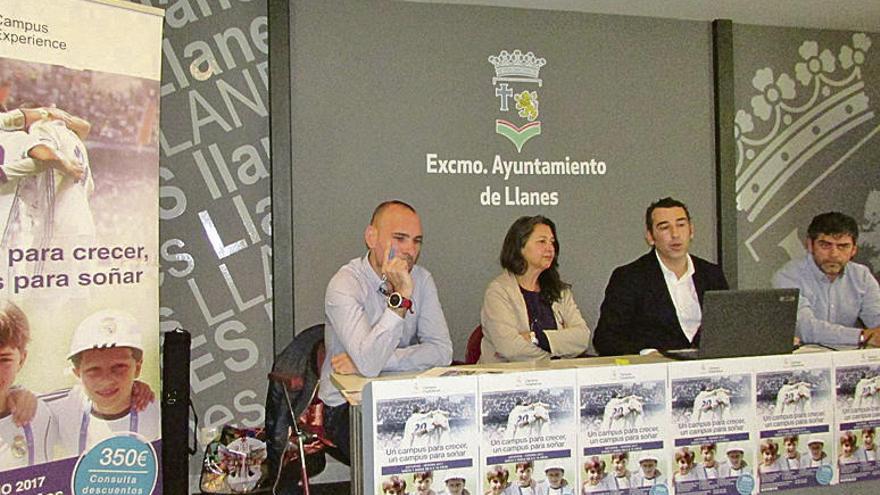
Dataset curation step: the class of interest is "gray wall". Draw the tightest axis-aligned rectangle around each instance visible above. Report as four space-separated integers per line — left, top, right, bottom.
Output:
734 25 880 286
135 0 273 489
290 0 719 357
732 23 880 495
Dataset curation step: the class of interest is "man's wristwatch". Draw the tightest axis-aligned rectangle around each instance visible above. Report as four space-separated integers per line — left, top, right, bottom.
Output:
859 330 869 349
387 292 414 313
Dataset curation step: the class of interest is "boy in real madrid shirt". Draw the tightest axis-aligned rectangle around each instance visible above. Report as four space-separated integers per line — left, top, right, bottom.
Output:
0 300 57 469
50 309 160 456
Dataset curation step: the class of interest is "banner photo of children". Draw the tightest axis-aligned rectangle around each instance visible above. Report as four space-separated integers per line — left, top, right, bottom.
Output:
0 0 162 493
834 350 880 485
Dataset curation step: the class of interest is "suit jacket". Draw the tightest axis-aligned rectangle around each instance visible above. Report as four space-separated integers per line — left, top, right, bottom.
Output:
594 250 729 356
480 270 591 363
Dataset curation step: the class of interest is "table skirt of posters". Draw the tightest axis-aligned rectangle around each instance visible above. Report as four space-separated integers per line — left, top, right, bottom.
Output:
348 349 880 495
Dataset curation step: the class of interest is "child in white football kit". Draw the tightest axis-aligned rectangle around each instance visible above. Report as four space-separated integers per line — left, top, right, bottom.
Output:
528 401 551 437
0 300 57 470
49 309 160 456
403 407 435 448
852 374 879 409
0 108 87 247
601 393 627 431
690 386 713 423
427 409 451 446
0 128 84 250
26 118 96 243
506 398 532 439
622 395 645 429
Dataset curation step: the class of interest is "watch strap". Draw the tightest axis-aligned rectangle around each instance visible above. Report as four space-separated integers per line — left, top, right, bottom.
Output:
388 292 414 313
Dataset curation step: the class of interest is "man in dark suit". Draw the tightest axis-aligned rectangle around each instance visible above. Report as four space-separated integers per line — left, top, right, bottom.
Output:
594 197 729 356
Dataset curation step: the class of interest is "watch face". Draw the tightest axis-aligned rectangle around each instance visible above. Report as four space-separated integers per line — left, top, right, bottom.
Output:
389 293 401 307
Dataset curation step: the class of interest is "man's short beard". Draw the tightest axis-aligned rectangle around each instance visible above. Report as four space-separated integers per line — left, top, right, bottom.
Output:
400 254 415 271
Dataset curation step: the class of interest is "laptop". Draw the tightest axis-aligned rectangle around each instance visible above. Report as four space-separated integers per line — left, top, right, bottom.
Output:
661 288 799 360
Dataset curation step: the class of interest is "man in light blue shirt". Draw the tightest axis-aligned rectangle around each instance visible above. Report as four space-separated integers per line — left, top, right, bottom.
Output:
319 200 453 464
773 212 880 347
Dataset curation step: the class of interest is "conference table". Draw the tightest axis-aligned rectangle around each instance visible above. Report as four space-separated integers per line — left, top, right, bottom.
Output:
330 345 879 495
331 353 673 495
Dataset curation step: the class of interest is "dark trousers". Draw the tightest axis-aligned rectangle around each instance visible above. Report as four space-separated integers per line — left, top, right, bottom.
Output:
323 402 351 465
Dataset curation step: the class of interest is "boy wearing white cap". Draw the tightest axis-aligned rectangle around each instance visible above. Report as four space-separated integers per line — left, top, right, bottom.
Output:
538 464 573 495
50 309 160 455
439 472 470 495
799 437 830 467
719 445 750 477
631 453 666 487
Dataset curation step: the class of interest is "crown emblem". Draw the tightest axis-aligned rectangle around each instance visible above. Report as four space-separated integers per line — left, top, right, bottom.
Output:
489 49 547 153
488 49 546 85
859 189 880 272
736 33 875 261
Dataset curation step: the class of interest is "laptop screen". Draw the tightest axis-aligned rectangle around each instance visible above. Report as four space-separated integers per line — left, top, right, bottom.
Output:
695 288 799 359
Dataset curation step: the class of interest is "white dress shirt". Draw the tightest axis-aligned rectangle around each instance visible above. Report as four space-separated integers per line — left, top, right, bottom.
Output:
657 251 701 342
320 254 453 406
773 256 880 346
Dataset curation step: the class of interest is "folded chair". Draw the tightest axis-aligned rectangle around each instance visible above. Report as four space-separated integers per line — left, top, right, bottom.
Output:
265 324 339 495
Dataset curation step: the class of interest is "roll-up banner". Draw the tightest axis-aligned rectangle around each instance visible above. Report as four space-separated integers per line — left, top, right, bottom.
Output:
0 0 163 494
